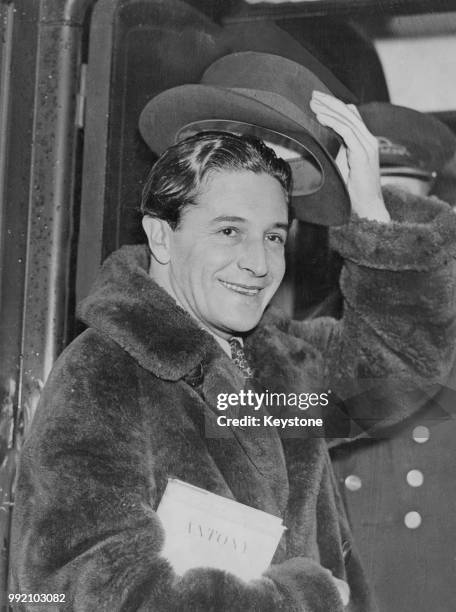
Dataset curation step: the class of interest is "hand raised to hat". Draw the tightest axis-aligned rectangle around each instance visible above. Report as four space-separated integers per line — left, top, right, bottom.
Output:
310 91 391 223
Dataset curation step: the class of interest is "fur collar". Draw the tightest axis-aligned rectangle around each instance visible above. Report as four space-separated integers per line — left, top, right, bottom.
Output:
77 245 288 381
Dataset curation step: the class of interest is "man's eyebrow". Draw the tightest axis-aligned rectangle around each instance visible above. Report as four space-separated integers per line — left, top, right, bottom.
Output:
273 222 289 232
211 215 247 224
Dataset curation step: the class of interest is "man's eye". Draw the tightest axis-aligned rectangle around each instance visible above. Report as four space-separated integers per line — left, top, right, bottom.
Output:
266 234 286 245
220 227 238 237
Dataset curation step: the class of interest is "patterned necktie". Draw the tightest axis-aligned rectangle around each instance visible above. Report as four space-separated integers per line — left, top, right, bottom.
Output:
229 338 254 379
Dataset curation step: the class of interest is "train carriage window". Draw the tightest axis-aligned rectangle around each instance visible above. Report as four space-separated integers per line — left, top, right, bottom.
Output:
76 0 231 302
365 12 456 112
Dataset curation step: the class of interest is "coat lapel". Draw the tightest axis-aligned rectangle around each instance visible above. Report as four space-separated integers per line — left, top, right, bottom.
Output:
194 349 289 519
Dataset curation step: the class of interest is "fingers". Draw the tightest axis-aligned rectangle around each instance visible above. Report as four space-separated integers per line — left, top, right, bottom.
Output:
313 106 370 155
310 94 379 180
312 92 369 135
334 146 350 185
309 91 388 221
310 91 378 157
347 103 363 120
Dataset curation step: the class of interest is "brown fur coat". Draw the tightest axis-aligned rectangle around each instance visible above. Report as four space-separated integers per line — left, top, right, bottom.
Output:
10 188 456 611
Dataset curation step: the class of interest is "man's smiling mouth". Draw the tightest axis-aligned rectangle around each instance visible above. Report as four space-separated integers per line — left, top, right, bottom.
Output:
219 280 265 296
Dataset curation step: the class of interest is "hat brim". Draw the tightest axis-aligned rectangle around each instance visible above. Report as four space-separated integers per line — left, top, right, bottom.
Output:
139 84 350 226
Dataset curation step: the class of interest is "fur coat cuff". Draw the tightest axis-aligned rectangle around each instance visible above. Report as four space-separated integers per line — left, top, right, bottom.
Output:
329 186 456 271
169 558 344 612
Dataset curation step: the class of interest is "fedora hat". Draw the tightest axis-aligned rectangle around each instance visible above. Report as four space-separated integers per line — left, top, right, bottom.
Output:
139 51 350 226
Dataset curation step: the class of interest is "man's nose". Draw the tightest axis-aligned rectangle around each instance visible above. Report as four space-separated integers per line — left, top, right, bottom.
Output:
237 238 268 276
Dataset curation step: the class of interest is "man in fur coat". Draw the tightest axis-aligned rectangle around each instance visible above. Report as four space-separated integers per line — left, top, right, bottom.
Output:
10 94 456 611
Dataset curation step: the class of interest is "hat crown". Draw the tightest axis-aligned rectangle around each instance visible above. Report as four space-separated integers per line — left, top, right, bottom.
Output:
202 52 334 149
203 51 330 94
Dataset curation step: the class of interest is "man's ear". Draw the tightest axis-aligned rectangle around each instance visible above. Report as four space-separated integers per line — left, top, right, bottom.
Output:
142 216 172 265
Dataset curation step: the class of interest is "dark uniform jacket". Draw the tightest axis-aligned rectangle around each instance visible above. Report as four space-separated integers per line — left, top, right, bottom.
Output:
10 188 456 611
333 387 456 612
333 216 456 612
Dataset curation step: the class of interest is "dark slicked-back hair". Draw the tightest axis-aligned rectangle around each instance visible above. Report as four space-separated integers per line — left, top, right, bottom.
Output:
141 131 292 229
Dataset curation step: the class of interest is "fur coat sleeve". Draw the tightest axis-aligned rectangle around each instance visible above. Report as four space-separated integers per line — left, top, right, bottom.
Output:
290 186 456 436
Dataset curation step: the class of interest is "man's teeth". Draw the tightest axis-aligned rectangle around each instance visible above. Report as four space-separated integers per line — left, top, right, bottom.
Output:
221 281 261 295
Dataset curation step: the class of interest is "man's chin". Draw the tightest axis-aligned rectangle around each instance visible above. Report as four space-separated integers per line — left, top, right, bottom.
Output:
218 314 263 336
208 297 271 335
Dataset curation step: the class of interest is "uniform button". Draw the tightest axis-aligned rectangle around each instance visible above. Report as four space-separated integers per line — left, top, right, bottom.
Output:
412 425 430 443
404 511 422 529
406 469 424 487
344 475 362 491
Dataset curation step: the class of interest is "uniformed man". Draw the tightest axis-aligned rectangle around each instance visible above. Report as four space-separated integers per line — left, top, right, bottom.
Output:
332 101 456 612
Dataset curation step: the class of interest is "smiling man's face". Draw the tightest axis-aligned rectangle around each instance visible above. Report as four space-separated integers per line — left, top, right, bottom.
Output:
166 169 289 339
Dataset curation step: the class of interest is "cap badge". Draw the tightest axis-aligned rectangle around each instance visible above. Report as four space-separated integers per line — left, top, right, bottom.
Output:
377 136 411 159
